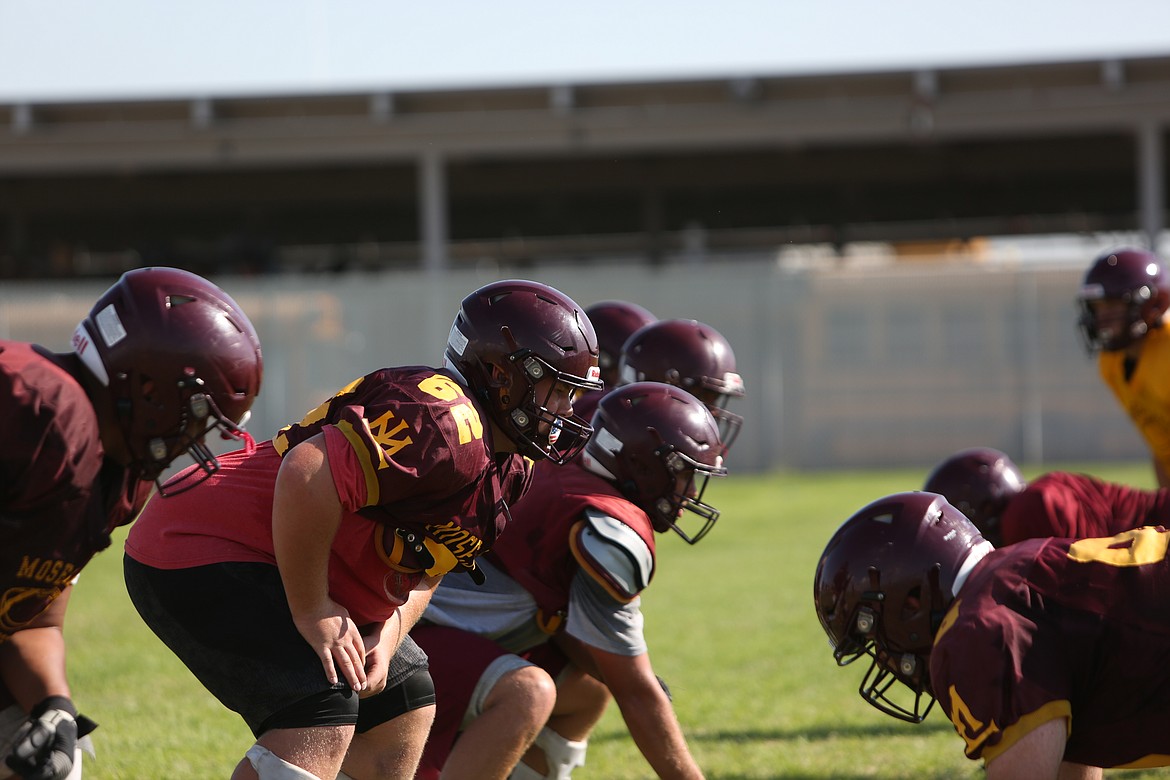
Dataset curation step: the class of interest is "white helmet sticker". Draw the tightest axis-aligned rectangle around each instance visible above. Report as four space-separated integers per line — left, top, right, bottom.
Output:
594 426 623 454
71 322 110 386
94 304 128 347
447 320 469 356
724 371 745 394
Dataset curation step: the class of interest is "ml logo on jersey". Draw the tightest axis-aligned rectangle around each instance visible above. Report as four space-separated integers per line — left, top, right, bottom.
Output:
367 410 413 460
947 685 1000 754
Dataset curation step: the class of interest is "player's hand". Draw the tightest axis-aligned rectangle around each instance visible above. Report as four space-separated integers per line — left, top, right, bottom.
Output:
5 696 86 780
292 601 368 693
359 621 392 698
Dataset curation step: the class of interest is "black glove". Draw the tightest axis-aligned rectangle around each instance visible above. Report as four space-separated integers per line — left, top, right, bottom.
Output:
5 696 94 780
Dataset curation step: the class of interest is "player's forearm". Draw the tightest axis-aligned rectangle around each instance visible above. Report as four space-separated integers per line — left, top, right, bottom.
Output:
0 626 69 712
616 687 703 780
376 575 440 655
400 574 440 630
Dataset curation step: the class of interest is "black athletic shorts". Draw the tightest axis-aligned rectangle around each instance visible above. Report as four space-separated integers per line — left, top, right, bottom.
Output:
123 555 434 736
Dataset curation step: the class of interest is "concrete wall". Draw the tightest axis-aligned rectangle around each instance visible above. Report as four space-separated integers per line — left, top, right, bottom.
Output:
0 255 1142 474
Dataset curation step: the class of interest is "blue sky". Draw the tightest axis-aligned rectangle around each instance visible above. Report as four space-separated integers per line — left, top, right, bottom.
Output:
2 0 1169 101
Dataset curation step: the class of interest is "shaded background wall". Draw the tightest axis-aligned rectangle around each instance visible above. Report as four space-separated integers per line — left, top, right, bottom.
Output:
0 254 1138 474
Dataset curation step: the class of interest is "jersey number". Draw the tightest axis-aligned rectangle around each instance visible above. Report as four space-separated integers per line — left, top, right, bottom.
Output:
1067 527 1170 567
947 685 1000 754
418 375 484 445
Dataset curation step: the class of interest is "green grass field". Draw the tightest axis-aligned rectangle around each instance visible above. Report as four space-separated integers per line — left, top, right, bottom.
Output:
66 462 1170 779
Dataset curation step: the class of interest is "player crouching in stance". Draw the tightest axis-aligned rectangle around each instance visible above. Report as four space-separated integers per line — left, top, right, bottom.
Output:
814 491 1170 779
924 446 1170 545
412 381 727 780
0 267 262 780
123 279 601 780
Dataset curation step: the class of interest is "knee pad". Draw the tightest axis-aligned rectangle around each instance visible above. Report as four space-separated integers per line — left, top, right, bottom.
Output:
245 745 325 780
508 727 587 780
463 654 534 729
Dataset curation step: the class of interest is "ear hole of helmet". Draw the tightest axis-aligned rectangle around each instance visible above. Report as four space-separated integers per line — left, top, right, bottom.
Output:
139 376 158 404
900 587 922 623
844 593 935 723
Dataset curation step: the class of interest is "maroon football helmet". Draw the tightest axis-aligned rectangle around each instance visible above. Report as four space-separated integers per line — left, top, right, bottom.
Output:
1076 247 1170 352
618 319 745 450
445 279 602 463
813 491 991 723
72 267 263 490
584 300 656 389
922 447 1025 547
584 382 727 543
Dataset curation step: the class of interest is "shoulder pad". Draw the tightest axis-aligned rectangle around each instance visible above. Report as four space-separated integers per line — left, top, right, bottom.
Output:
573 508 654 601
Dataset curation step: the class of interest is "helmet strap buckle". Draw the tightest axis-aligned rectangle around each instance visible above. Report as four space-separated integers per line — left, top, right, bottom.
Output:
510 408 531 428
148 437 168 463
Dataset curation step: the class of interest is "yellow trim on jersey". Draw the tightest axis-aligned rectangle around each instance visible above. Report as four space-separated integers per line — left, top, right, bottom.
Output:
934 598 962 645
336 418 385 506
272 375 366 456
568 519 639 604
977 700 1069 764
272 430 290 456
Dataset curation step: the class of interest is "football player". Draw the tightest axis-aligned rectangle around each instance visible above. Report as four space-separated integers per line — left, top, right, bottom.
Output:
412 382 727 780
574 300 656 422
1077 247 1170 487
0 267 262 780
618 318 745 451
815 491 1170 778
924 446 1170 546
123 280 601 780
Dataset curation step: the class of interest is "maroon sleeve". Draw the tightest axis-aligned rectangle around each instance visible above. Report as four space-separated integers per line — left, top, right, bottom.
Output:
1000 472 1140 544
0 345 103 515
0 344 128 640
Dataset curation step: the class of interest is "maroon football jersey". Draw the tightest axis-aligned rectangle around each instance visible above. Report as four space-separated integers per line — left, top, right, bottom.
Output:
274 367 531 569
1000 472 1170 545
0 341 151 641
931 529 1170 768
127 366 532 610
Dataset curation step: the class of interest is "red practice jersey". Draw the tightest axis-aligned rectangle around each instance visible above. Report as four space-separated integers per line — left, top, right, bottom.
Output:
125 366 532 624
488 457 656 631
931 528 1170 768
1001 471 1170 545
0 342 151 641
